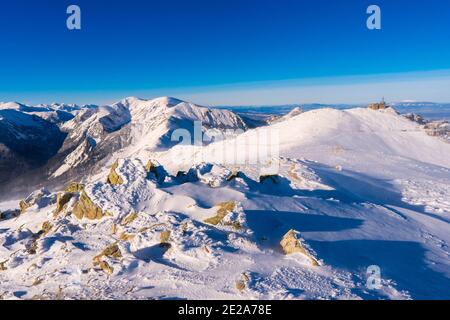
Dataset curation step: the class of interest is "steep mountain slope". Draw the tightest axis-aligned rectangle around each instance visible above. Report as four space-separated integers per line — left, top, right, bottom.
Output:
0 109 66 186
0 97 247 199
267 107 303 125
0 101 94 124
50 97 246 178
1 104 449 300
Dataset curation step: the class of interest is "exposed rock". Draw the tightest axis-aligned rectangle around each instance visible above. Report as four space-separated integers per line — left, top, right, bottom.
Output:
99 261 114 275
40 221 53 237
235 273 250 292
121 212 138 226
26 238 39 255
19 188 53 214
100 243 122 259
55 192 74 215
19 200 32 214
160 230 171 245
280 230 319 266
404 113 427 125
145 160 157 172
424 121 450 141
23 222 55 255
32 277 44 286
145 160 167 183
204 202 236 226
235 280 246 291
204 202 245 230
106 160 124 185
93 243 122 275
197 164 233 188
119 232 135 242
73 191 106 220
64 182 85 193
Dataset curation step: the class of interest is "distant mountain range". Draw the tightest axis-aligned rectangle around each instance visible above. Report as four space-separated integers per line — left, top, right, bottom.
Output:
0 97 247 198
2 98 450 199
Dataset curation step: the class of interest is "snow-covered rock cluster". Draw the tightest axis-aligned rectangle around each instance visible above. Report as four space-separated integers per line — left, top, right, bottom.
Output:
1 98 450 300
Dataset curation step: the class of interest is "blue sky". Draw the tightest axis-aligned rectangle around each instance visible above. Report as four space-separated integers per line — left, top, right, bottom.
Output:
1 0 450 105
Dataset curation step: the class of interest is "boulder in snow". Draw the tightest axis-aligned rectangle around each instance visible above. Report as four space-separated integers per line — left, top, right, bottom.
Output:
106 160 124 185
280 230 319 267
19 188 54 214
73 191 107 220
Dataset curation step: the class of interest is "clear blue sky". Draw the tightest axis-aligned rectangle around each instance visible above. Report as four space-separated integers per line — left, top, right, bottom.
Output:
1 0 450 105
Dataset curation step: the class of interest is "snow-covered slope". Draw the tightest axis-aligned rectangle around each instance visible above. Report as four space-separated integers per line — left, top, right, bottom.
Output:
267 106 303 125
0 97 247 198
0 109 66 187
0 101 94 125
50 97 247 179
1 102 450 300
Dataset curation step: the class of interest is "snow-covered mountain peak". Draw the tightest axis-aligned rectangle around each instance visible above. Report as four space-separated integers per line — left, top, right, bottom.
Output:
0 102 29 111
151 96 185 107
118 96 185 109
2 98 450 300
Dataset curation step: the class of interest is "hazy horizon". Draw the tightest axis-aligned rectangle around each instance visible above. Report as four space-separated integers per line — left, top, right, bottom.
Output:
2 0 450 106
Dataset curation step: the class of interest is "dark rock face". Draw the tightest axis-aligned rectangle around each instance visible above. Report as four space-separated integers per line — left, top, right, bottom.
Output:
0 110 66 165
404 113 427 125
0 98 248 199
0 110 67 196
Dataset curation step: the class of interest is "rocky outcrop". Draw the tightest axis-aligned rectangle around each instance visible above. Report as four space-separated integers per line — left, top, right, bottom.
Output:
121 212 138 226
235 273 250 292
93 243 122 275
54 182 85 216
280 230 319 266
39 221 53 237
404 113 427 125
25 221 54 255
160 230 171 246
204 202 245 230
96 243 122 260
19 188 53 214
55 192 74 215
424 121 450 140
106 161 124 185
19 200 32 214
64 182 85 193
145 160 157 173
73 191 106 220
204 202 235 225
145 160 167 183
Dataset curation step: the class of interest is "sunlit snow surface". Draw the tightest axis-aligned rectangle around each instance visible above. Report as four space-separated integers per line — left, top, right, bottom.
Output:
1 99 450 300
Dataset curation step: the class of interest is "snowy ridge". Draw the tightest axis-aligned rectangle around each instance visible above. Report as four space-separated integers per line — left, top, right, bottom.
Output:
1 100 450 300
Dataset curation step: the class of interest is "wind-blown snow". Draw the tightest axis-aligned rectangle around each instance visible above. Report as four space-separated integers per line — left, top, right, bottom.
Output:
1 100 450 300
